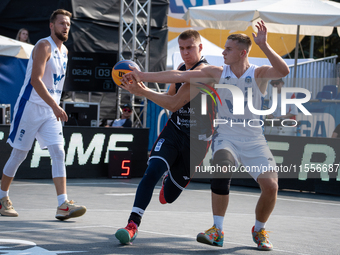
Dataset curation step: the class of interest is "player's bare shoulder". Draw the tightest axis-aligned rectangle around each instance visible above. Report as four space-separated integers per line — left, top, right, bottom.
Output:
32 39 52 61
254 65 271 79
201 64 223 82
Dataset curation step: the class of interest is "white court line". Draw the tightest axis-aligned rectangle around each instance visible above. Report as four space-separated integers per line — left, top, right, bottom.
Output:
0 239 36 246
7 208 339 220
10 181 340 206
1 225 310 255
1 225 110 234
105 192 159 196
175 189 340 206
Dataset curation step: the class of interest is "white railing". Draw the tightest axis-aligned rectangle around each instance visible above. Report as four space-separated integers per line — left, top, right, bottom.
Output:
267 56 338 99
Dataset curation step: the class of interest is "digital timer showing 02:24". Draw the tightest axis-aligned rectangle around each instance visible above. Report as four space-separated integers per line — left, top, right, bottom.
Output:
71 67 112 79
71 69 92 76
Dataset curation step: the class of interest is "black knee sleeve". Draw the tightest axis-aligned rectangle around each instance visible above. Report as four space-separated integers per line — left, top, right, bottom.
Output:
211 178 231 195
210 150 235 195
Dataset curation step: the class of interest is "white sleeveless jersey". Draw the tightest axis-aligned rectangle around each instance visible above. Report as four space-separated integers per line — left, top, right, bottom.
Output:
18 36 67 107
216 64 266 137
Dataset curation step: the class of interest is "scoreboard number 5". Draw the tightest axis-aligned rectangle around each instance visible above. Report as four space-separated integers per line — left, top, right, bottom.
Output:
108 151 132 178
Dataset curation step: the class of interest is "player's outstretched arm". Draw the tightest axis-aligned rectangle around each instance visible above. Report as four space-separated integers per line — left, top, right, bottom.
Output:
125 66 210 85
121 76 198 112
253 20 290 80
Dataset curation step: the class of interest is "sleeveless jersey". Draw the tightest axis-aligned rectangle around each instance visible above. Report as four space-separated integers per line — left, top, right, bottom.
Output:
170 57 215 140
216 64 265 137
18 36 67 107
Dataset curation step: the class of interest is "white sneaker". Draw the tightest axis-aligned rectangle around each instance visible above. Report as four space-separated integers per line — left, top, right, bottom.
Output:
55 199 86 221
0 196 19 217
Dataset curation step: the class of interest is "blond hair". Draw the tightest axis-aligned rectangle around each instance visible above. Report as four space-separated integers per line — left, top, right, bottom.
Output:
16 28 30 43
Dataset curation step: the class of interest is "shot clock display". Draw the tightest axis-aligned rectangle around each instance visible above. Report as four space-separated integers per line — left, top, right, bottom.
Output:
108 151 133 179
64 52 118 92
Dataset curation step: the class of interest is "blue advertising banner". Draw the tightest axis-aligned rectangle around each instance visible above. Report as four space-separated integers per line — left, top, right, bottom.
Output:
146 101 169 151
298 101 340 138
0 56 28 118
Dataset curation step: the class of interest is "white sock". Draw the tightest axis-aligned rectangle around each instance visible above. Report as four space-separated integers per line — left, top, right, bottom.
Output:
0 189 9 199
213 215 224 231
57 194 68 207
132 207 145 217
254 220 266 232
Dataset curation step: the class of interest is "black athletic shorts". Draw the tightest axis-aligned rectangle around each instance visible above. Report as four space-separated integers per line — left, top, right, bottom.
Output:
149 120 211 189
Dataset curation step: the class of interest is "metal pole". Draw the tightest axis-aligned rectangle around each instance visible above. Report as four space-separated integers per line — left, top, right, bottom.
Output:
143 0 152 128
309 36 314 59
293 25 300 87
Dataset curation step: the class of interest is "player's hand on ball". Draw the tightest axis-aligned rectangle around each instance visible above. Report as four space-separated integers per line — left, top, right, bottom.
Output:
121 75 145 97
124 65 142 83
112 60 140 86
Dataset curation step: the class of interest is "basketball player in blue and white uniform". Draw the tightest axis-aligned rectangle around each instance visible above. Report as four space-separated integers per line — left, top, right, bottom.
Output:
125 21 290 250
115 30 216 245
0 9 86 220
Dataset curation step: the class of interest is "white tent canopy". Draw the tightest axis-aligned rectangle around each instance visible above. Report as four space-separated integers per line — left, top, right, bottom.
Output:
183 0 340 79
167 35 223 69
0 35 34 59
183 0 340 37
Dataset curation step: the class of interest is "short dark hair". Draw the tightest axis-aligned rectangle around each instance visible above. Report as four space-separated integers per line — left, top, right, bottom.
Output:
178 29 201 43
50 9 72 23
270 78 284 85
227 33 252 52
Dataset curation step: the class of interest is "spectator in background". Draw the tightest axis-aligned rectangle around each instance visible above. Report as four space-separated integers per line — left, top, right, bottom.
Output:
331 124 340 138
267 78 298 120
16 28 31 44
106 103 132 128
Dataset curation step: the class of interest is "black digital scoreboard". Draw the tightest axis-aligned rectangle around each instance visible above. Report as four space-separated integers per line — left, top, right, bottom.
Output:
64 52 118 92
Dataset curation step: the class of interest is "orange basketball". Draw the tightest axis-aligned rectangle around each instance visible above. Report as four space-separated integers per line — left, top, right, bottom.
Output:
111 60 140 86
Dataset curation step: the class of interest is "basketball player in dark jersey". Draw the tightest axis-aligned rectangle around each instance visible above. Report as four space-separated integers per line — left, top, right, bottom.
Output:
115 29 215 245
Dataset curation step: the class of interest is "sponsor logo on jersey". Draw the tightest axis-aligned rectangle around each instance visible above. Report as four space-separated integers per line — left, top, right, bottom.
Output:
53 74 65 86
155 138 165 151
245 76 252 83
18 129 25 141
53 50 61 59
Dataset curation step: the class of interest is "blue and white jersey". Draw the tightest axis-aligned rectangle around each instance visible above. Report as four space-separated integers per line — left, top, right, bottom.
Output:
18 36 67 107
215 64 265 137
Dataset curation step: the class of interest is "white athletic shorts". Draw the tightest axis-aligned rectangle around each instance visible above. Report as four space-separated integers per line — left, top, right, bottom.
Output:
7 100 63 151
211 133 277 180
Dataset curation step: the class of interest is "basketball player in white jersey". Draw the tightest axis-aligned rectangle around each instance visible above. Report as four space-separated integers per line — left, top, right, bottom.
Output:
0 9 86 220
122 21 289 250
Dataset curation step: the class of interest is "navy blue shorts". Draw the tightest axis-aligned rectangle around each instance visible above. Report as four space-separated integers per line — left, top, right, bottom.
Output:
149 120 210 189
